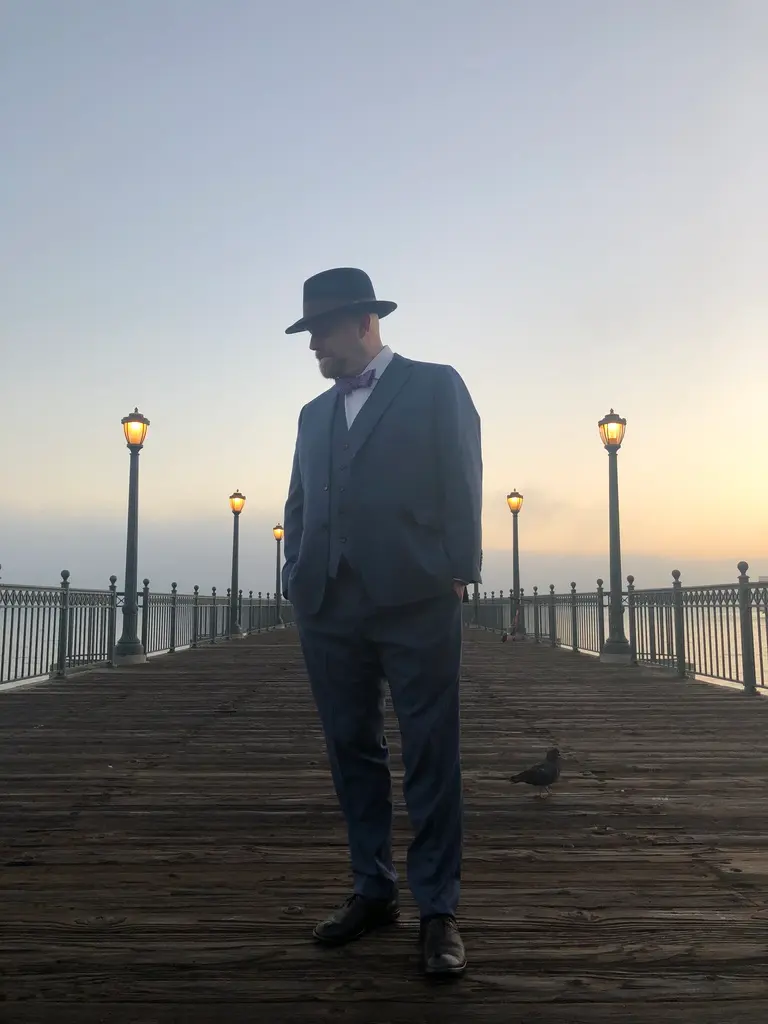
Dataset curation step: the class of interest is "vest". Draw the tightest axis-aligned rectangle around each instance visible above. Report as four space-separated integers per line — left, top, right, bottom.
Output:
327 395 353 577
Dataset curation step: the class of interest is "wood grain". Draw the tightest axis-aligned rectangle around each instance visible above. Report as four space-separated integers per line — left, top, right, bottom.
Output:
2 630 768 1022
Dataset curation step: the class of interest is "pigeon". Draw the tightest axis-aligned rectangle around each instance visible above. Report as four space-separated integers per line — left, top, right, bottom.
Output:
501 631 508 643
510 748 561 797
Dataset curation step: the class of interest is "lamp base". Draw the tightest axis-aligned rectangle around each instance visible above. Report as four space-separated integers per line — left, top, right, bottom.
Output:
113 651 148 666
600 638 633 665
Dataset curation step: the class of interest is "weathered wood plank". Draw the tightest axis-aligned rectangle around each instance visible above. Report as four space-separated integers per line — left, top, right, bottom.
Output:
2 630 768 1021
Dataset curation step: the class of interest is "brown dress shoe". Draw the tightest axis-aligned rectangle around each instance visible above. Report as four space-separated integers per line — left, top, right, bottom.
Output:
420 914 467 977
312 893 400 945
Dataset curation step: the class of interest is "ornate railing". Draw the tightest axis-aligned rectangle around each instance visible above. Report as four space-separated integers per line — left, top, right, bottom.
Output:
1 573 293 685
5 564 765 693
464 562 767 692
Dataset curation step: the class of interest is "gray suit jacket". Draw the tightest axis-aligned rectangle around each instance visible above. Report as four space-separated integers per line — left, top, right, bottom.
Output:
282 353 482 617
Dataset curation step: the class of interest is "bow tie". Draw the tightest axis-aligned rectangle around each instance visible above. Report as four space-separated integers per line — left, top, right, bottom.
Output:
335 369 376 396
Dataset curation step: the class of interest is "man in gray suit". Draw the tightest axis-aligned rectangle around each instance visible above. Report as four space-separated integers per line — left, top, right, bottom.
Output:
282 268 482 977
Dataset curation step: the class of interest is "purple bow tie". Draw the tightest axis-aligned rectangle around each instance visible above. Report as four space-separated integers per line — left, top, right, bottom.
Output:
335 369 376 396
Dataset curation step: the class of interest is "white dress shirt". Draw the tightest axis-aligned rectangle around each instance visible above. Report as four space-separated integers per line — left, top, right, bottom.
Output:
344 345 394 428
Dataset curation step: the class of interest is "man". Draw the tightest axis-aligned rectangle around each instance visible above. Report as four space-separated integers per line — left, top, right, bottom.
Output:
282 267 482 978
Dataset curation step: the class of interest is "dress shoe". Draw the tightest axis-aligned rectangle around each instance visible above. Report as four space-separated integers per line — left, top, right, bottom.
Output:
420 914 467 977
312 893 400 945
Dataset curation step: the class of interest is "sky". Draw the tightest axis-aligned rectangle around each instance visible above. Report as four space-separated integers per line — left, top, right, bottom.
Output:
1 0 766 596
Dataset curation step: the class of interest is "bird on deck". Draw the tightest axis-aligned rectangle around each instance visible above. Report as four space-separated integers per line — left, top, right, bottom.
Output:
501 631 508 642
510 748 562 797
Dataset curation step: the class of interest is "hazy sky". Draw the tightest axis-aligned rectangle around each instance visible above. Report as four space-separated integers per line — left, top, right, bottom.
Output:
2 0 766 595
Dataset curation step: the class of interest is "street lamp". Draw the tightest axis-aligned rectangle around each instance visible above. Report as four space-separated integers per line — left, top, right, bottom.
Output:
114 408 150 664
273 523 284 627
506 490 524 636
598 408 632 664
229 490 246 637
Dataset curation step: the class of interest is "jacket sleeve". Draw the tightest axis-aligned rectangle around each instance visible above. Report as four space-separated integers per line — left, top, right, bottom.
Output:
281 409 304 599
435 365 483 584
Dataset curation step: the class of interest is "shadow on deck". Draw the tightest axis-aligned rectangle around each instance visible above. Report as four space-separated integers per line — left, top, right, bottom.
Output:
2 630 768 1023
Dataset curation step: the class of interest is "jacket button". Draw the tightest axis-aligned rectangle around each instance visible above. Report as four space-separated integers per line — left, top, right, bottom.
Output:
323 485 329 491
343 443 350 450
340 537 347 543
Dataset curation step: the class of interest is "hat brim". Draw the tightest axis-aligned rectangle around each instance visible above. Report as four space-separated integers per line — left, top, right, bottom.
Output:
284 299 397 335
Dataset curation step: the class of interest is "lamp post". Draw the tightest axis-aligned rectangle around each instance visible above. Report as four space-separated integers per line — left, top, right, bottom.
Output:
273 524 285 627
506 490 524 636
598 409 632 664
229 490 246 637
114 408 150 664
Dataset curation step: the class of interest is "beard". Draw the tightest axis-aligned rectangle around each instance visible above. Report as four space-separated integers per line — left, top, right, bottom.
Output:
317 355 346 379
317 347 368 379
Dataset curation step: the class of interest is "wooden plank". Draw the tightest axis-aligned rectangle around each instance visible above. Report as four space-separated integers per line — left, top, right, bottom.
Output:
2 629 768 1021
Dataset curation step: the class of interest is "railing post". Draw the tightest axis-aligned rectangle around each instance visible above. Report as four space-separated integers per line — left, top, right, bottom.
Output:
649 597 658 664
192 585 199 648
238 589 243 634
257 592 263 632
226 587 233 639
519 587 526 636
625 575 637 664
549 585 556 646
140 578 150 653
571 582 578 653
210 587 217 644
596 578 606 655
533 587 540 643
56 570 71 678
169 582 178 654
737 561 757 695
508 588 514 634
108 575 118 667
248 590 253 633
671 569 687 678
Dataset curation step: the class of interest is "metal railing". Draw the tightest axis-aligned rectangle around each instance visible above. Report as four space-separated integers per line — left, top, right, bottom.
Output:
465 562 767 693
1 573 293 685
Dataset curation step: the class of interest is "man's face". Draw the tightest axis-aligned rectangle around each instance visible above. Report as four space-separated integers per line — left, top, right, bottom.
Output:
308 312 368 379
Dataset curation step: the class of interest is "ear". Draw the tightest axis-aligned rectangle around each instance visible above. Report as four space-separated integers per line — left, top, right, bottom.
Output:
358 312 372 337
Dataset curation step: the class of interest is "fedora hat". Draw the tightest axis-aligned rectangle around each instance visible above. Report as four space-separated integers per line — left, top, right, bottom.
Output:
285 267 397 335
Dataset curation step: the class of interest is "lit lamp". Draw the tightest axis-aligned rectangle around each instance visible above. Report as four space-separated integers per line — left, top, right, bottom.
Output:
598 408 626 451
122 408 149 448
229 490 246 515
229 490 246 637
598 409 631 663
506 490 524 515
506 490 524 636
114 408 150 663
273 523 284 627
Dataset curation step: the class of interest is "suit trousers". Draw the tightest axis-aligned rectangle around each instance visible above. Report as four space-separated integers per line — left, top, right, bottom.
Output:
296 561 464 918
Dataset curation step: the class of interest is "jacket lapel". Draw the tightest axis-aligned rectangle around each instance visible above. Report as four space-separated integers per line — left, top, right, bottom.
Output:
347 354 413 459
304 386 337 468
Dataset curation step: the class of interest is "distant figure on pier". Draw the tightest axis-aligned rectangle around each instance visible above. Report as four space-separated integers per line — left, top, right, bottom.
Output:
282 267 482 978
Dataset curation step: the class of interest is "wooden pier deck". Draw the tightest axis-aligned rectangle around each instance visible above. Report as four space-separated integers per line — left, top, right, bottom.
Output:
2 629 768 1023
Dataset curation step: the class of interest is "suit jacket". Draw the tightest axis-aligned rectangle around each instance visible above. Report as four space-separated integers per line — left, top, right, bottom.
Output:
282 353 482 617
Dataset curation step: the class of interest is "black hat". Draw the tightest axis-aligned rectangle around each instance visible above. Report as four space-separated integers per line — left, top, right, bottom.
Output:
284 267 397 335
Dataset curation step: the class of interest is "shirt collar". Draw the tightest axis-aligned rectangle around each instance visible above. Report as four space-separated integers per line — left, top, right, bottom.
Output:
362 345 394 380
